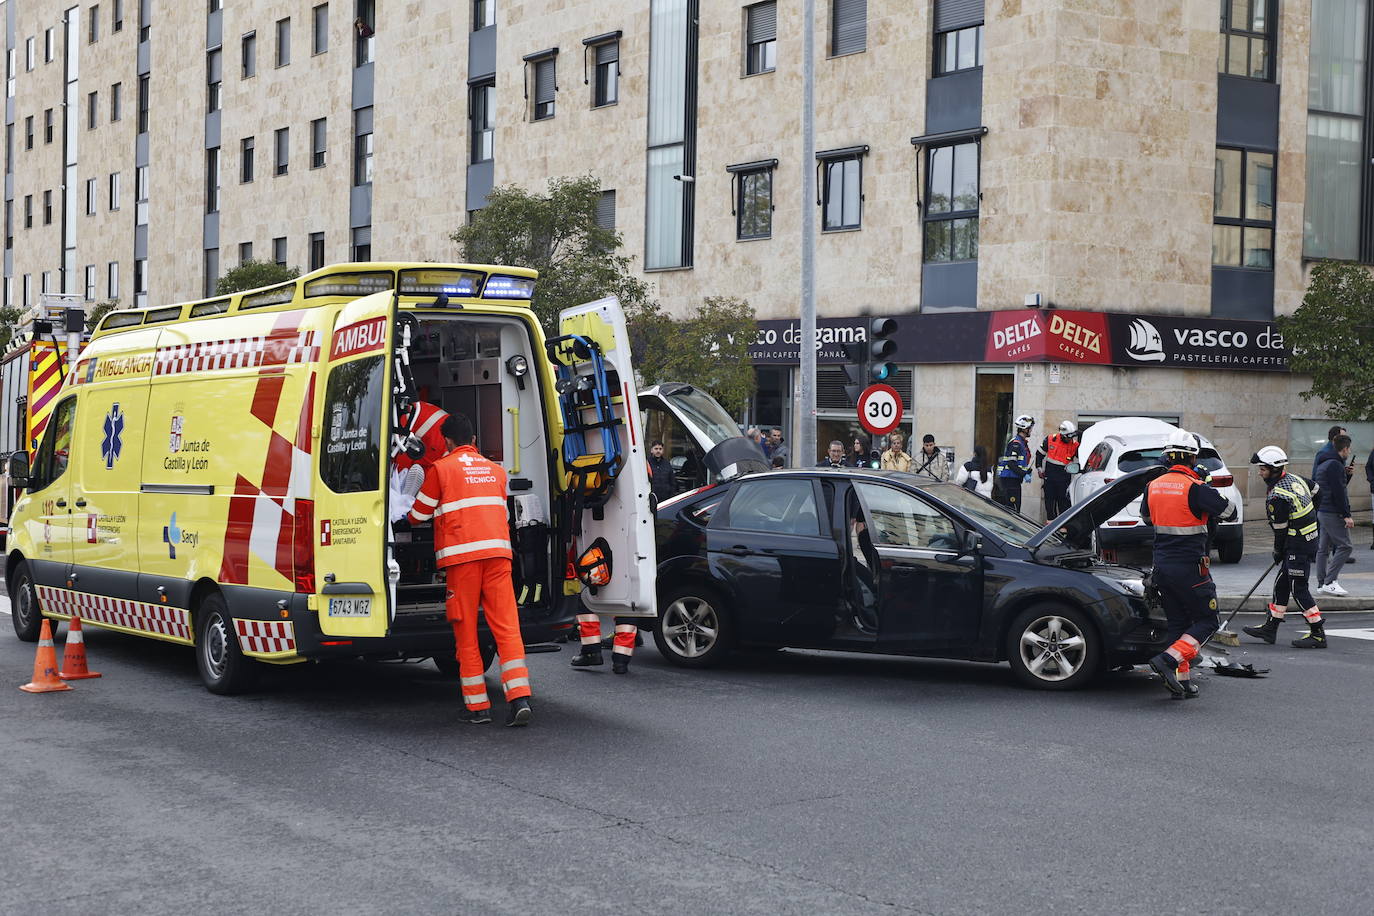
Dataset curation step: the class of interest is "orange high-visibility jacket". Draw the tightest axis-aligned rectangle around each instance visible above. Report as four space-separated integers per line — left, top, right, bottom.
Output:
1146 469 1209 535
395 400 451 471
1044 434 1079 467
408 445 513 567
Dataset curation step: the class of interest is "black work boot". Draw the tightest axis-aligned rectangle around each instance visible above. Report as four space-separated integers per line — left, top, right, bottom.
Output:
1292 619 1327 649
1243 614 1282 645
1148 652 1185 698
459 707 492 725
612 654 630 675
1181 679 1200 700
569 646 604 668
505 697 533 727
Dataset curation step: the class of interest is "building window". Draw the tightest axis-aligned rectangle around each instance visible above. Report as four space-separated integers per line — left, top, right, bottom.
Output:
42 271 51 294
89 5 101 44
108 261 119 298
470 81 494 163
45 28 55 63
24 116 33 149
207 49 222 112
474 0 496 30
135 258 147 307
23 195 31 228
1304 0 1365 261
22 274 30 306
85 178 97 215
84 265 96 300
731 162 774 240
242 31 257 78
1213 147 1274 269
924 141 979 261
1220 0 1274 80
819 149 864 231
87 91 99 129
351 226 371 261
313 4 329 54
275 127 290 175
936 24 983 74
210 0 222 12
206 147 220 213
109 172 121 210
138 0 150 42
745 2 777 74
596 190 616 230
532 56 557 120
44 109 54 144
355 0 376 67
137 75 150 133
239 241 252 263
110 82 121 121
276 18 292 67
353 107 373 185
113 0 124 33
309 232 325 270
136 165 148 205
241 136 255 182
43 190 52 225
273 236 288 265
203 248 219 297
592 40 619 107
831 0 866 56
311 117 327 168
25 37 34 72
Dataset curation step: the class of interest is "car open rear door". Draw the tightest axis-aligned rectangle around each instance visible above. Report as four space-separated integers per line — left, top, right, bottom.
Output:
554 297 656 619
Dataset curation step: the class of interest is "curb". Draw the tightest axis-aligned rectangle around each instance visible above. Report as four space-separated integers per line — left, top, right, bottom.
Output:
1217 597 1374 613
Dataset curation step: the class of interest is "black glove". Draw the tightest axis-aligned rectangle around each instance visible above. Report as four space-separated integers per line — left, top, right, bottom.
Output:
1271 549 1283 565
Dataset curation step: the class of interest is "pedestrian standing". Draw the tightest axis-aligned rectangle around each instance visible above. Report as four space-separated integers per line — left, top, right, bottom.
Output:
879 430 914 472
817 440 846 468
1315 434 1355 597
995 415 1035 514
766 428 789 467
955 445 995 498
407 413 533 726
914 434 950 481
847 435 870 468
647 439 675 503
1140 430 1229 699
1311 424 1346 479
1243 446 1327 649
1036 420 1080 520
1366 448 1374 551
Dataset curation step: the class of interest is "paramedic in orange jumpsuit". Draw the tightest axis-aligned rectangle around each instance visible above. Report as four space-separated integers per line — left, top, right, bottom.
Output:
394 395 451 472
408 413 532 726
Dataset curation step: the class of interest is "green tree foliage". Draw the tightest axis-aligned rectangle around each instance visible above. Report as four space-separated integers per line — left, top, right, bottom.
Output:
627 296 758 417
84 299 122 333
450 175 652 333
0 306 22 350
1278 260 1374 421
216 259 301 295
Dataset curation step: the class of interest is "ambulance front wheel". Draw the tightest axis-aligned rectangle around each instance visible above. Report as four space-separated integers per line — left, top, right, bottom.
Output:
9 561 45 642
195 592 256 695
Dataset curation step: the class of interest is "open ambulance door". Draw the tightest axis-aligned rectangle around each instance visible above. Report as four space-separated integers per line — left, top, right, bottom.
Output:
312 296 395 638
554 297 656 620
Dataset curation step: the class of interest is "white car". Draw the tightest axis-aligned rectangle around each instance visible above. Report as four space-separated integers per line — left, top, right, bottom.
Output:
1068 417 1245 563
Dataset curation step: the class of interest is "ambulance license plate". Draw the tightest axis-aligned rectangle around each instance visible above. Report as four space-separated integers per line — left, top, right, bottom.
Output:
328 597 372 618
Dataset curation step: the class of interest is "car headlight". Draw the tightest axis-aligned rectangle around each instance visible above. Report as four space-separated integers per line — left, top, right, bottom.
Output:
1100 576 1145 598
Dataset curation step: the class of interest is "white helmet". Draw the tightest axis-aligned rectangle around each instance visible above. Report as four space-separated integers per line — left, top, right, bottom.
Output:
1250 445 1288 468
1162 429 1199 458
1058 420 1078 436
1015 414 1035 431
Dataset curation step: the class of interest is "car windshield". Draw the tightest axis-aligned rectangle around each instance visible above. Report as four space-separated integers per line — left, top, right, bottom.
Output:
660 385 741 447
1120 447 1227 474
924 482 1059 548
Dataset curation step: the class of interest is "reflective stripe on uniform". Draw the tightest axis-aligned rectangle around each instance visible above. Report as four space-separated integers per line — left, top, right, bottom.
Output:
436 539 513 561
1155 524 1208 535
460 675 485 686
500 658 526 673
413 408 447 438
502 676 530 690
435 496 508 516
576 613 601 644
415 492 439 508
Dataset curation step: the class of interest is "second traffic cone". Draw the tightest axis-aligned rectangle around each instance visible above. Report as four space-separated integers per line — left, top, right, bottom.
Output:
19 620 73 693
59 617 101 680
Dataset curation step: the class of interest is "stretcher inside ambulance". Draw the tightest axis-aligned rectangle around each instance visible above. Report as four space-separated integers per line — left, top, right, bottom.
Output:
5 263 655 694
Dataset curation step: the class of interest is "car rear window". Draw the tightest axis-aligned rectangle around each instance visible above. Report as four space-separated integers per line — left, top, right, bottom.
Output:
1118 448 1163 472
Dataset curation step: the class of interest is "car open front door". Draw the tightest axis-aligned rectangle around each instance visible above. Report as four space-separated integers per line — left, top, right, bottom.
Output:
555 297 656 619
314 297 393 638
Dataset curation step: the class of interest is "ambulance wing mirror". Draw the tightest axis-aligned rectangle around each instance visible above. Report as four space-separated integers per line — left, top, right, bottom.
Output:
6 451 29 488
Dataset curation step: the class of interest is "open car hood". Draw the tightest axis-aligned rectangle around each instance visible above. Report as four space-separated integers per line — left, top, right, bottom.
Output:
1025 465 1168 553
640 382 769 481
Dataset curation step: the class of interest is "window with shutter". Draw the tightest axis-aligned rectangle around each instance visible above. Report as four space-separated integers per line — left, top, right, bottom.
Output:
534 58 557 120
831 0 866 57
596 190 616 230
745 2 777 74
933 0 983 74
594 40 619 107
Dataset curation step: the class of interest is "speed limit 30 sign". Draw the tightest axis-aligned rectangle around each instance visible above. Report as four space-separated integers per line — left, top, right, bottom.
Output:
857 384 903 436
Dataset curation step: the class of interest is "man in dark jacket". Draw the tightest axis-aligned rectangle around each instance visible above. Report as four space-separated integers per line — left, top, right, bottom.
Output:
647 440 675 502
1311 425 1346 479
1367 448 1374 550
1315 434 1354 596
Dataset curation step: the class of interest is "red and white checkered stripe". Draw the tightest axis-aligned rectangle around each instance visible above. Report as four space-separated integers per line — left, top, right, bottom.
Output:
35 586 191 640
234 619 296 654
155 331 321 377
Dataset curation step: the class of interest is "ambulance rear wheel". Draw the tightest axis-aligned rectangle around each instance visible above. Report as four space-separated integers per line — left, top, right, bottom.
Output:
9 562 45 643
195 593 256 695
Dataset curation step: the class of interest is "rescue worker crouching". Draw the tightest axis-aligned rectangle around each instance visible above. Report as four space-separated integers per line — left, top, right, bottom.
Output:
407 413 533 726
1036 420 1080 521
1140 431 1229 699
996 415 1035 514
1243 446 1327 649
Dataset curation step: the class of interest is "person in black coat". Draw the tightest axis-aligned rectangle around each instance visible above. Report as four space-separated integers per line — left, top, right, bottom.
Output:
647 440 675 502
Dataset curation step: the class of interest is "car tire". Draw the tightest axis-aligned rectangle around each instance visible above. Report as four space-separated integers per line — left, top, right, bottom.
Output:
653 583 733 668
1006 604 1103 690
432 641 496 676
195 592 256 695
1217 535 1244 565
8 561 47 643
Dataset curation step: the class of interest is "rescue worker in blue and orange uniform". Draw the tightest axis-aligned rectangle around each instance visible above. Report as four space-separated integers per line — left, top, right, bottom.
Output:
1036 419 1080 520
996 414 1035 514
408 413 533 726
1139 430 1229 699
1243 446 1327 648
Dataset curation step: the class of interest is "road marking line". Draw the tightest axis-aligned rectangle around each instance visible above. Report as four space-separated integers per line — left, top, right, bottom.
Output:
1325 628 1374 641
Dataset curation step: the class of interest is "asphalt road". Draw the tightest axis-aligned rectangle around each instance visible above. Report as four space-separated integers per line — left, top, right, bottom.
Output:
3 607 1373 915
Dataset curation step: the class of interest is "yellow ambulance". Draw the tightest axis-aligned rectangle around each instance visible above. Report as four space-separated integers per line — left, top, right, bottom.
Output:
5 262 656 693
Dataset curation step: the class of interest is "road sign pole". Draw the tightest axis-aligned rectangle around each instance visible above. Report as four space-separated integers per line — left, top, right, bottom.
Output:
798 0 817 468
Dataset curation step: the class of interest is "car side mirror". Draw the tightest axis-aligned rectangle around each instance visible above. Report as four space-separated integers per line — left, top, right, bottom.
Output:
961 530 983 554
7 450 30 488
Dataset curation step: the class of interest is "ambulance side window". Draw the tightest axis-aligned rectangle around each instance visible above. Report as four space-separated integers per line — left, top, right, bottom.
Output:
30 397 76 491
322 356 384 493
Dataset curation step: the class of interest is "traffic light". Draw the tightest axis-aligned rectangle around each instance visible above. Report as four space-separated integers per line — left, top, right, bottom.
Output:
842 339 869 406
869 317 898 382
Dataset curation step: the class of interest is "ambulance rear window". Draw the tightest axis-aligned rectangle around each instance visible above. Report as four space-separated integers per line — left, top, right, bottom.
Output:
322 356 384 493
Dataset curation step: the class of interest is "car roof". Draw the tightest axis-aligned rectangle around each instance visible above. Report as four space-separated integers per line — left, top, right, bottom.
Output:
736 468 943 489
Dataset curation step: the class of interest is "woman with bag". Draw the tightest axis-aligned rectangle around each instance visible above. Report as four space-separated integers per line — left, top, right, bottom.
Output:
955 445 995 498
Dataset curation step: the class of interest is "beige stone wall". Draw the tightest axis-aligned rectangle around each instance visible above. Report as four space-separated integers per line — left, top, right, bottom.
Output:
1274 0 1312 317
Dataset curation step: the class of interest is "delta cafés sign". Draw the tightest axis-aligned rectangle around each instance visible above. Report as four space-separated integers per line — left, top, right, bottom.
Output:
748 309 1288 372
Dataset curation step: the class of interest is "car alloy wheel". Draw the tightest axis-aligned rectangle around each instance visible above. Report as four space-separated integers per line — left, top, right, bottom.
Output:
661 595 720 660
1018 614 1088 683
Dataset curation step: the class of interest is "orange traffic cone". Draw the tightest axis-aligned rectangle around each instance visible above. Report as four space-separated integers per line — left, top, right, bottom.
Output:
19 620 73 693
59 617 101 680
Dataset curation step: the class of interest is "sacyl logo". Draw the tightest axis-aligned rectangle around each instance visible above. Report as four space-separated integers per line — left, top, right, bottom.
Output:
1126 319 1165 362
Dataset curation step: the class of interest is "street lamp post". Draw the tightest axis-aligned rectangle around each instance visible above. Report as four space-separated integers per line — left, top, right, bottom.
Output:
798 0 817 467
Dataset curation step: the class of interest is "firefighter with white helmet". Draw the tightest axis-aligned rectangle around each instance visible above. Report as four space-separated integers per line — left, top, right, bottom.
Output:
1243 446 1327 649
995 414 1036 514
1138 430 1229 699
1036 419 1080 521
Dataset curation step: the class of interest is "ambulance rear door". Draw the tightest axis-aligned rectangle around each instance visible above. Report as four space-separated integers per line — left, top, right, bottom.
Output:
314 297 394 637
556 297 656 618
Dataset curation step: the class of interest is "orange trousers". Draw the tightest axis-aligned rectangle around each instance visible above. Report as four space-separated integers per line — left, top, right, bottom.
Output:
445 558 530 711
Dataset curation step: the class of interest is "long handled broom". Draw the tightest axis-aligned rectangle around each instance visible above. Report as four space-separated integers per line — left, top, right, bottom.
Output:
1204 560 1276 648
